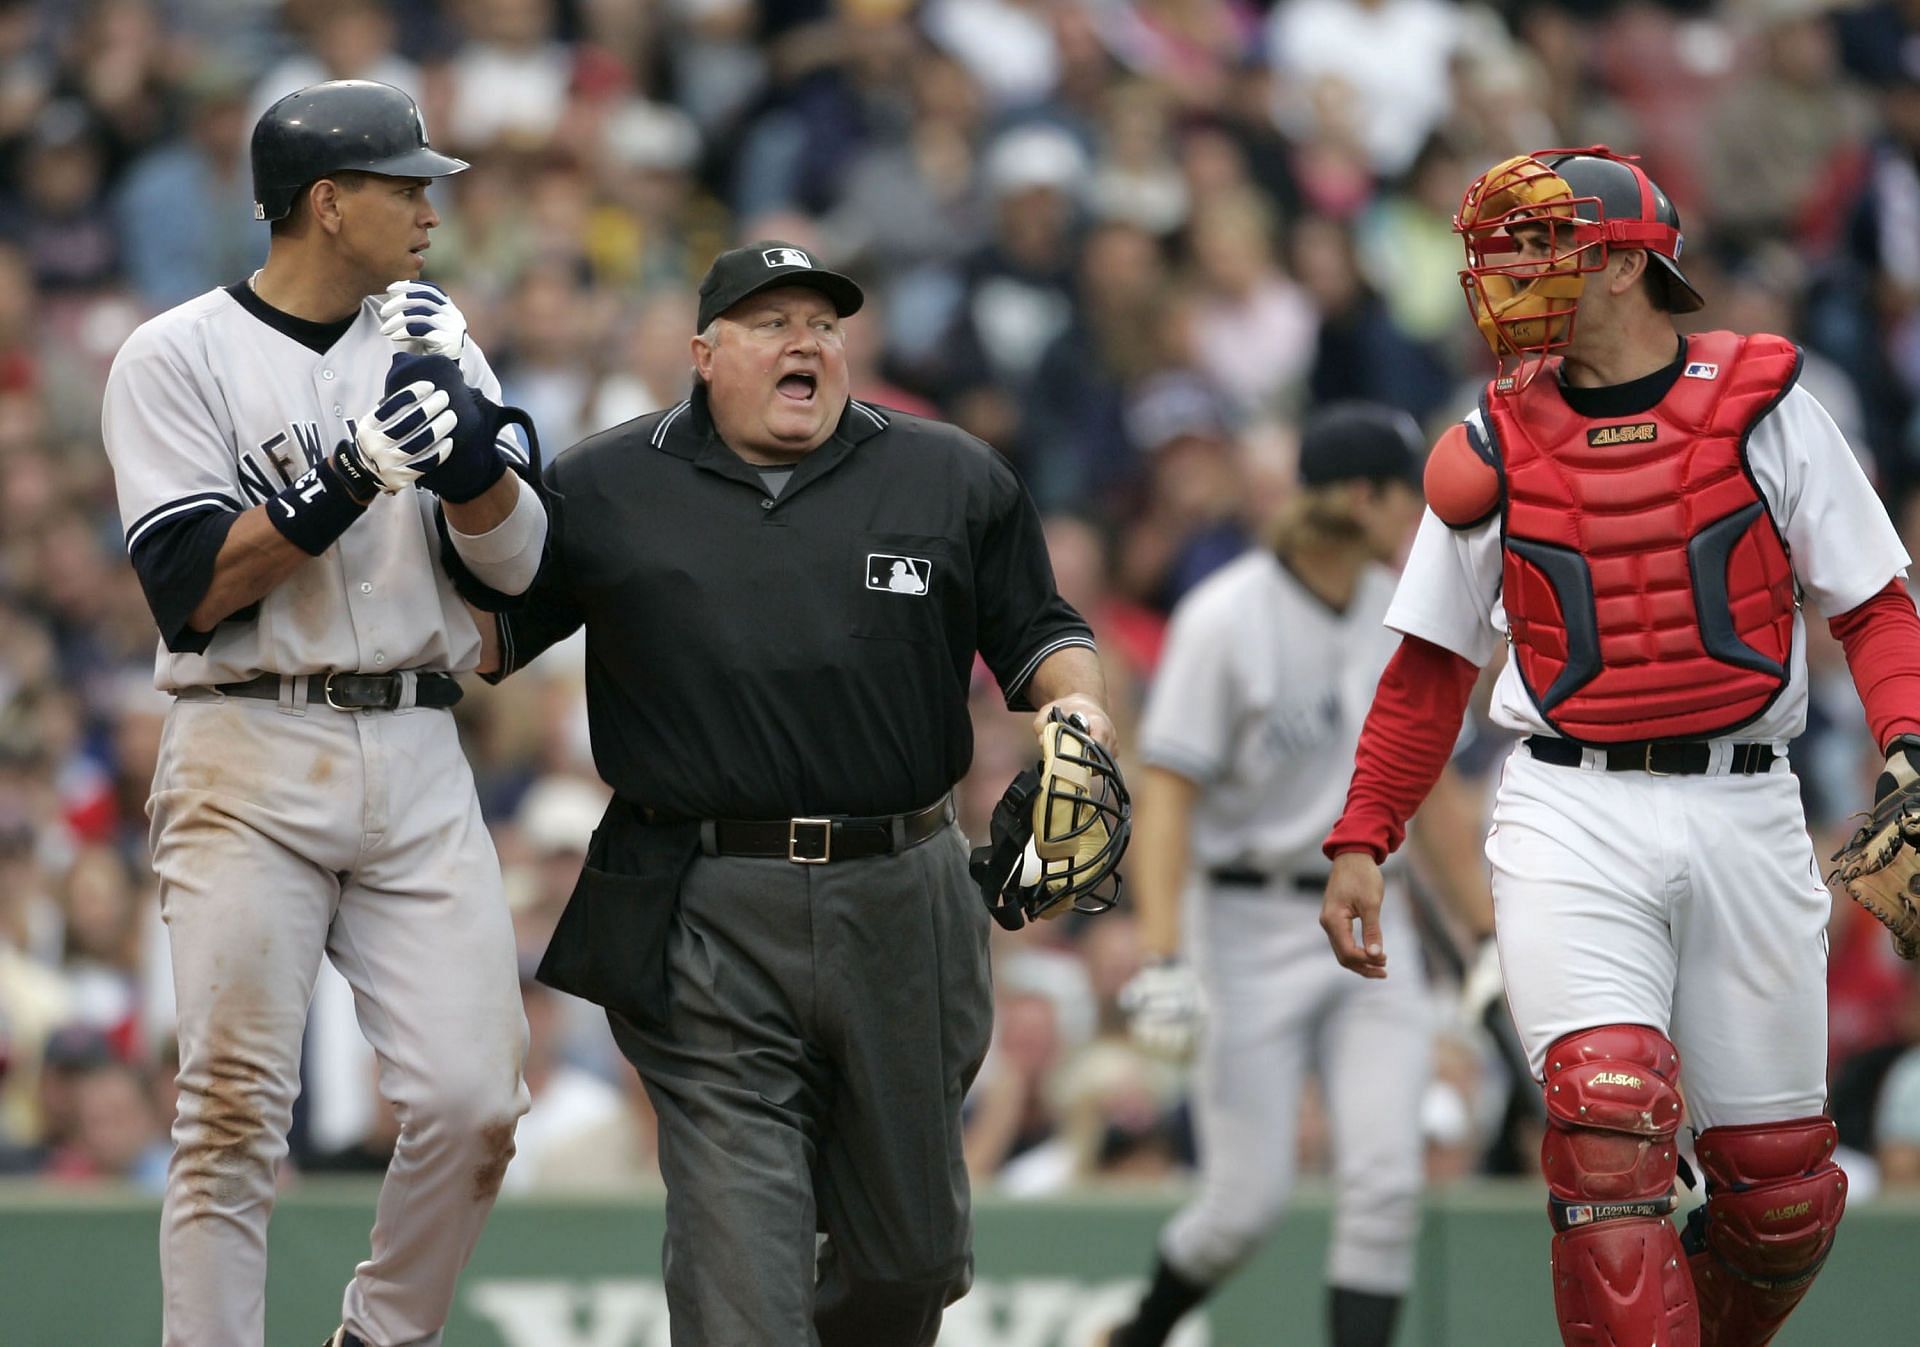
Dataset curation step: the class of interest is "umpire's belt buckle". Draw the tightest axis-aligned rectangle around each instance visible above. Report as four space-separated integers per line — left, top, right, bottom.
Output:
1643 744 1671 777
788 817 832 864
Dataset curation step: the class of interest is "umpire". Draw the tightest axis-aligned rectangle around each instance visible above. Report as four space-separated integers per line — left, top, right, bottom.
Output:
465 241 1113 1345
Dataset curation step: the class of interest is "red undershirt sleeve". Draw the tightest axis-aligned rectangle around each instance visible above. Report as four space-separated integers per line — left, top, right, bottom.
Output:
1323 634 1481 863
1827 577 1920 752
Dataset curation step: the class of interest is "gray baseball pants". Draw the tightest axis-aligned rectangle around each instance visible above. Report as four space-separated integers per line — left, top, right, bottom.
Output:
607 822 993 1347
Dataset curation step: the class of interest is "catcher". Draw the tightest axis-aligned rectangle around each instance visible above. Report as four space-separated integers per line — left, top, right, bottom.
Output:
1320 146 1920 1347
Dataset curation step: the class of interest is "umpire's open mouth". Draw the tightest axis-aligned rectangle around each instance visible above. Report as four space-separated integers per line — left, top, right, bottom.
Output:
776 373 817 402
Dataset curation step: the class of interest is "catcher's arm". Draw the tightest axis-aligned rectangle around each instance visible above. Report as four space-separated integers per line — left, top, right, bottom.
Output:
1830 735 1920 960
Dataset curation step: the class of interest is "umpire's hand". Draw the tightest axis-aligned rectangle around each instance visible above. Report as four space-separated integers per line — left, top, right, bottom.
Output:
1321 850 1389 979
1032 694 1115 751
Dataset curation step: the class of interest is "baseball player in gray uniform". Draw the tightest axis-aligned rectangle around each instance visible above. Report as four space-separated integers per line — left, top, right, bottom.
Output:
1109 406 1481 1347
99 82 547 1347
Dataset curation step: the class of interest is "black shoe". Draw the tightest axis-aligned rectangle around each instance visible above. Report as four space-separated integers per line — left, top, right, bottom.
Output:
321 1330 368 1347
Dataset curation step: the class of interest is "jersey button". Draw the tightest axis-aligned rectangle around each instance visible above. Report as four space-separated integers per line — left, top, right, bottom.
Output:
360 583 372 594
760 498 775 510
373 653 387 665
333 405 343 416
322 369 336 381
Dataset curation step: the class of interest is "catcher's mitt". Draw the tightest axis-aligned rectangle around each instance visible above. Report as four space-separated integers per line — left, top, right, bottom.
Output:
1830 736 1920 960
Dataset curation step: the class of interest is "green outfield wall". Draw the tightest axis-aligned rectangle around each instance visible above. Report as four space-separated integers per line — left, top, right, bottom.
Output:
1 1181 1913 1345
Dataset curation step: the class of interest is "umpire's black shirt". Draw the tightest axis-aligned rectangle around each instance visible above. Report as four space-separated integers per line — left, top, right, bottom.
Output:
490 387 1094 819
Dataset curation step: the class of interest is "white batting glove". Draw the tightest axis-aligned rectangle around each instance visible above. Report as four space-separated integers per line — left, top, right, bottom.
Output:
350 381 455 493
1458 936 1505 1029
379 280 468 359
1119 959 1204 1061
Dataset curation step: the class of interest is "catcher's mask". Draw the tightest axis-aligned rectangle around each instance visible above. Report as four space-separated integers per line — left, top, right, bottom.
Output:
1455 145 1701 389
968 712 1131 931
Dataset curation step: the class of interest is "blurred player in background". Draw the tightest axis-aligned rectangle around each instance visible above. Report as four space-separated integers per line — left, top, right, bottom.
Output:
1108 404 1491 1347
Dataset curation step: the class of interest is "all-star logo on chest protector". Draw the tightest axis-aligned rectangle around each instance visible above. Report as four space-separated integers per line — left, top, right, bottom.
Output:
1480 330 1802 742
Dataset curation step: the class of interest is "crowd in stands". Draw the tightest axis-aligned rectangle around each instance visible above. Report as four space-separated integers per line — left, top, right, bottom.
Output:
2 0 1920 1204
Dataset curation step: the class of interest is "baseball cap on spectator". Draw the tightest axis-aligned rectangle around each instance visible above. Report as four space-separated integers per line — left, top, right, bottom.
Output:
603 99 701 173
1123 372 1233 453
1297 401 1424 487
517 776 609 855
27 99 95 154
984 124 1090 200
42 1024 114 1072
696 240 865 331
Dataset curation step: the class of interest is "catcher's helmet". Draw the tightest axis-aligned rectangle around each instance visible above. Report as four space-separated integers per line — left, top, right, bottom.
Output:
1454 145 1702 383
251 80 467 223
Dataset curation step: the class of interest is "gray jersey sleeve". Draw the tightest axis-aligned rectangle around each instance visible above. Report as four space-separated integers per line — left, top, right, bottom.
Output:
103 310 245 551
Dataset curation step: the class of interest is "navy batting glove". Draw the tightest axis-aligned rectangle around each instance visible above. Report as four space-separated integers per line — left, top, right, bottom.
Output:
385 353 508 503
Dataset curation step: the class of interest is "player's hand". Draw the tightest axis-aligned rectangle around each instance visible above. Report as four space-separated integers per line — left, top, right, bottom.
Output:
1118 958 1203 1060
1032 694 1115 751
1321 850 1389 979
379 280 467 360
346 380 455 494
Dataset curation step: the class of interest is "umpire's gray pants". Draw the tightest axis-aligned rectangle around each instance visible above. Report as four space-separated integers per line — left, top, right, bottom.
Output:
609 823 993 1347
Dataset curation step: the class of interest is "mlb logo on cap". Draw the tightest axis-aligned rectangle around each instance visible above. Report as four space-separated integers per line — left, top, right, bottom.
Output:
763 247 813 269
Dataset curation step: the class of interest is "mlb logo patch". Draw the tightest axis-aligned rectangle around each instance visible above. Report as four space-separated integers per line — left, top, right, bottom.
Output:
867 553 931 595
1561 1205 1595 1228
1684 361 1719 380
763 247 813 270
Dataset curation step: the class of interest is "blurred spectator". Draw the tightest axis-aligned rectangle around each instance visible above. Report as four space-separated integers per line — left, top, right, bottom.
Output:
1021 218 1173 509
1293 212 1453 423
42 1055 168 1189
520 1060 662 1190
114 60 265 308
0 99 120 293
922 0 1060 111
57 0 177 178
498 975 624 1194
1114 371 1249 608
1266 0 1464 179
1704 0 1874 254
587 98 727 295
445 0 573 152
246 0 422 127
1184 187 1316 421
931 122 1087 445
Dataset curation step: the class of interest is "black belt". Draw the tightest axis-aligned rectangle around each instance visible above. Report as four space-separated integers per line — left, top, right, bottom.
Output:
702 796 953 864
205 671 463 711
1209 866 1331 892
1524 735 1775 775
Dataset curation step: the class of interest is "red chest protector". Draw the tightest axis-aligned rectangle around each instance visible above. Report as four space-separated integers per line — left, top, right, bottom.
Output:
1482 330 1800 742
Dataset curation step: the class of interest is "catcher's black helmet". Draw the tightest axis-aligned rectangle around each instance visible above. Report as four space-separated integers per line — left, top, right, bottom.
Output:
251 80 467 223
1542 150 1704 313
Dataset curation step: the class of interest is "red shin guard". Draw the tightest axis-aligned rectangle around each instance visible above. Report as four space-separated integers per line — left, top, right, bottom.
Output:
1542 1026 1698 1347
1686 1117 1847 1347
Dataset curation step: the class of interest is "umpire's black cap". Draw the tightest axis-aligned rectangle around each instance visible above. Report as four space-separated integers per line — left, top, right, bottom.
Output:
251 80 467 223
1298 402 1424 487
696 241 864 331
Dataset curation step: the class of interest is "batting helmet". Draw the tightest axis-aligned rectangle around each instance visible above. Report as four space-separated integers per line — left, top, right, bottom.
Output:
251 80 467 223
